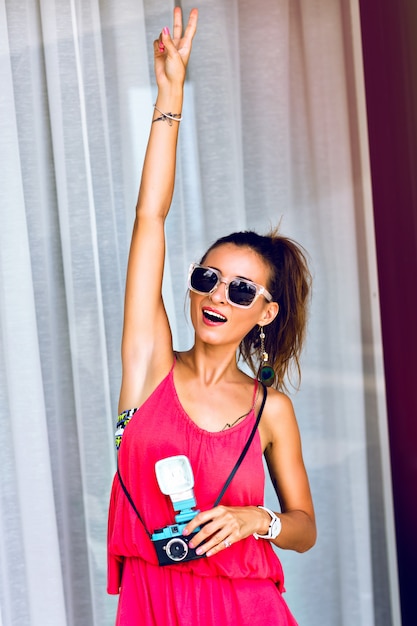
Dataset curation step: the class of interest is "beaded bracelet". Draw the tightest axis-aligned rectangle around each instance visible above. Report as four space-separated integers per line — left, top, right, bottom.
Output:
152 104 182 126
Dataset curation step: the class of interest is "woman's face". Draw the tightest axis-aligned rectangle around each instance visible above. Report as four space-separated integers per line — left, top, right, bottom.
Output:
189 243 277 347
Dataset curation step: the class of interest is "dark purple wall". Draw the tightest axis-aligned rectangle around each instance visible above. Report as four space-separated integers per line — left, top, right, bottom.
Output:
359 1 417 624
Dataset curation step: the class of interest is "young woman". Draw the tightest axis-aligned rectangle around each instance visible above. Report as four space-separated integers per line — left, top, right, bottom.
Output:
107 8 316 625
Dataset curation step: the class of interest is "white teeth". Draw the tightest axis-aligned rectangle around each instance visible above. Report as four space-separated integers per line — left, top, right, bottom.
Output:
203 309 227 322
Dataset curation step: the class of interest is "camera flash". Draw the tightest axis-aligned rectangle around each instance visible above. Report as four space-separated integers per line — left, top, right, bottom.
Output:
155 455 195 502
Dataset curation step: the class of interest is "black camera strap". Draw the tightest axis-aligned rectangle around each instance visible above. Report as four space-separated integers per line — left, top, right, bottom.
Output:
117 465 153 539
117 382 267 534
213 382 267 506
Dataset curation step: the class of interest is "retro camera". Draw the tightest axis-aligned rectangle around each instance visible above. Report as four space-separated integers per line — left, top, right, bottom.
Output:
151 455 205 566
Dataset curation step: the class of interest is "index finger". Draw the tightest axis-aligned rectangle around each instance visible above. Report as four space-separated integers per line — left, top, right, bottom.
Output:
182 510 205 537
171 6 183 44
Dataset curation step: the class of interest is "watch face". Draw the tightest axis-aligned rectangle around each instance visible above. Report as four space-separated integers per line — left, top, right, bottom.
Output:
270 517 281 538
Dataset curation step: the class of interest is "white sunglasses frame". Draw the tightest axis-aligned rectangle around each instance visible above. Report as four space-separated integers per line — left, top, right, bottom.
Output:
188 263 273 309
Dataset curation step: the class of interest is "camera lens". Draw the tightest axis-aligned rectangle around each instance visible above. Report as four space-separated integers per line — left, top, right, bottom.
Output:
165 538 188 561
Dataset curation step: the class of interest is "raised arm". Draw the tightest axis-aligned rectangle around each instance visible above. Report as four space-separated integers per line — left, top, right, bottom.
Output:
118 8 198 413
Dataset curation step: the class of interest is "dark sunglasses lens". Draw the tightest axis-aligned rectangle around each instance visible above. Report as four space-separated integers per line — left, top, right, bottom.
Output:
190 267 218 293
228 279 257 306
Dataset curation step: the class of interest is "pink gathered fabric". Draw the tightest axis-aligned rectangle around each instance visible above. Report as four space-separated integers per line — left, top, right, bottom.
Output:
107 363 298 625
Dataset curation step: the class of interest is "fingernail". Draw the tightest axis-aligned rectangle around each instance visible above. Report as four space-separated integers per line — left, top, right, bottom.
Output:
163 27 170 35
196 548 203 555
159 43 165 52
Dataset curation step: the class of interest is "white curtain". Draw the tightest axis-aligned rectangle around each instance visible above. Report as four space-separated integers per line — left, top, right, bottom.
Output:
0 1 400 625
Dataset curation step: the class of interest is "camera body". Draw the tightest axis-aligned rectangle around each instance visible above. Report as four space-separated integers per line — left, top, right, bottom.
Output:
151 495 204 565
152 526 202 565
151 456 205 566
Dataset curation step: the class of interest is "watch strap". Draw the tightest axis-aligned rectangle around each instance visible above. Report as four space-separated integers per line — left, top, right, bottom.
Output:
253 505 282 540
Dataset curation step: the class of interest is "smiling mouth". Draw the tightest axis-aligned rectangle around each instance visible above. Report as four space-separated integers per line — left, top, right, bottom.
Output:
202 308 227 323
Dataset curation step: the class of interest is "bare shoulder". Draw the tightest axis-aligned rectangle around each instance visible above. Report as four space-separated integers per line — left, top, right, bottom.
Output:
262 387 297 426
259 386 301 451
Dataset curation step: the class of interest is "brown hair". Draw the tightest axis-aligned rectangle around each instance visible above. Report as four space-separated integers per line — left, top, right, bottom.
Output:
201 230 312 391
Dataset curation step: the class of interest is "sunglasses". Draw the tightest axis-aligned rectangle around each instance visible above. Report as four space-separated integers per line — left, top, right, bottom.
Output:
188 263 273 309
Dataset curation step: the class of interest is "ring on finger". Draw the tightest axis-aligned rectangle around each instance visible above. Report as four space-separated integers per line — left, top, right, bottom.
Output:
223 539 232 548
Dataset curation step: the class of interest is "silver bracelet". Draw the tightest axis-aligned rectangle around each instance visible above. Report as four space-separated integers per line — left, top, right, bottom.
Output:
152 104 182 126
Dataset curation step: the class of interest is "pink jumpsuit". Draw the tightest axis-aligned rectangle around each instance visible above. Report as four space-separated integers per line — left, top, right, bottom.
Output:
107 363 297 625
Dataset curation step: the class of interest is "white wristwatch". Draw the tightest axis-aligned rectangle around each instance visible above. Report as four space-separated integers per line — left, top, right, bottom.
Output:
253 506 282 540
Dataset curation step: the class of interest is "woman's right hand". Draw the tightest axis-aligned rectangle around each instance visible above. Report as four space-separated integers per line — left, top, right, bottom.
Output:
153 7 198 90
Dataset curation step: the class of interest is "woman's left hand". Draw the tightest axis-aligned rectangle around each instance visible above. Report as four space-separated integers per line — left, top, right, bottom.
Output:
154 7 198 90
182 505 267 557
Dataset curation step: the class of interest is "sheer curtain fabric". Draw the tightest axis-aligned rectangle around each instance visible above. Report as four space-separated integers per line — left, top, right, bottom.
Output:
0 1 399 625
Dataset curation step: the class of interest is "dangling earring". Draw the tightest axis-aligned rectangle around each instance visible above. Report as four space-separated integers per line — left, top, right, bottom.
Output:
258 326 275 387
